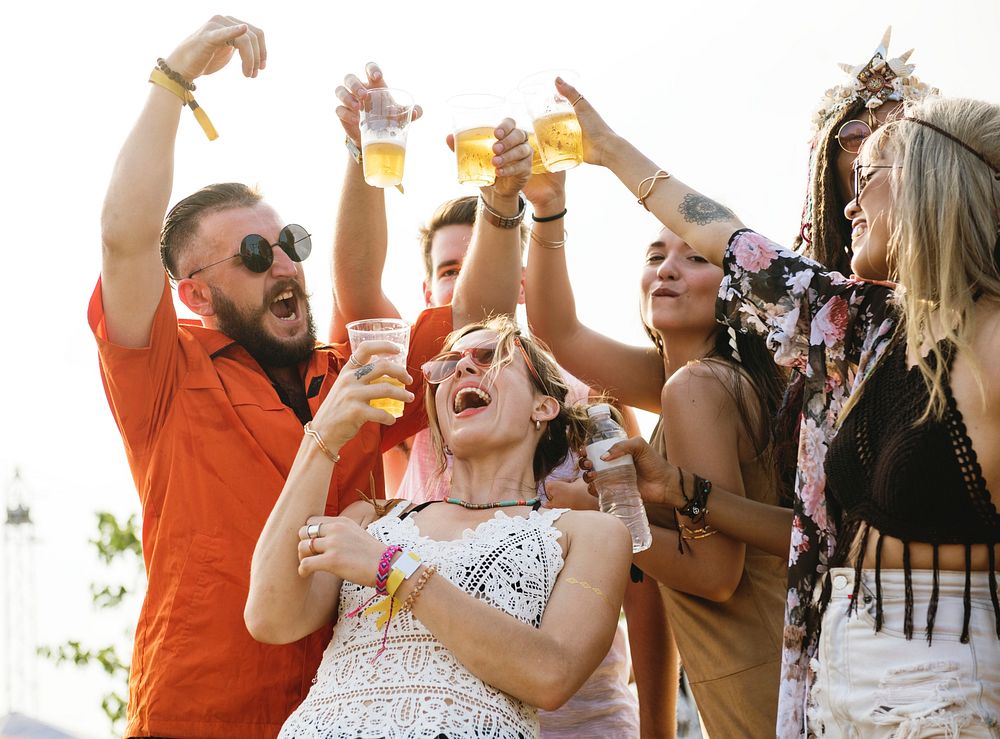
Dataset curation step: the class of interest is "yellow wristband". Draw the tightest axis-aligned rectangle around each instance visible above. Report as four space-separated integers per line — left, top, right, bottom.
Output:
148 68 219 141
386 551 422 597
149 68 188 102
386 568 406 598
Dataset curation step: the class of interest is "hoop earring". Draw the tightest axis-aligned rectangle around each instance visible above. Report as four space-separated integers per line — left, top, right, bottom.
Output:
444 445 452 456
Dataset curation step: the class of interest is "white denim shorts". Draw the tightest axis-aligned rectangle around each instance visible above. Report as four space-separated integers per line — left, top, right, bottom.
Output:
809 567 1000 738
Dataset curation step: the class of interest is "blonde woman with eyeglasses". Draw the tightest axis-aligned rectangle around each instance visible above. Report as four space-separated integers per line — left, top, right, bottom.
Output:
565 80 1000 738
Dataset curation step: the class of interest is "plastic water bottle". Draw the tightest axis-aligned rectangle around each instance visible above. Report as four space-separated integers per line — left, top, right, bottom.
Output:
584 404 652 553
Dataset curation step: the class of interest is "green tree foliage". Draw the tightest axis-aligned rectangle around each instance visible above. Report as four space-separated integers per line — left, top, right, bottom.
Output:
38 511 142 735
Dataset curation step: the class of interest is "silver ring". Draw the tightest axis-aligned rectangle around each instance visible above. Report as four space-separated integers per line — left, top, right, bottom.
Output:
308 538 318 556
571 95 584 106
347 354 363 369
306 523 322 539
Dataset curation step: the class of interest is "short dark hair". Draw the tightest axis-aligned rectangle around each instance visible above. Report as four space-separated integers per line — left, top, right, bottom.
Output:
419 196 529 282
160 182 263 279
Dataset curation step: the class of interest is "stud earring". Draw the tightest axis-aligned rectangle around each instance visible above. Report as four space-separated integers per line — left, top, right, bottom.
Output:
534 419 542 431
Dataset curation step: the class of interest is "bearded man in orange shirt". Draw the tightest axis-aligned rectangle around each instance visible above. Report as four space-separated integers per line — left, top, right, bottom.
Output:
90 16 531 738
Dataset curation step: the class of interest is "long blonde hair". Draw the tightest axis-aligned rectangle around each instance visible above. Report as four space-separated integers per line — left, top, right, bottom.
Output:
866 96 1000 420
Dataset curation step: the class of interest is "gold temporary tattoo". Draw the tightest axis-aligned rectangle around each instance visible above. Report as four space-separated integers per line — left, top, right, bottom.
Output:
564 576 614 608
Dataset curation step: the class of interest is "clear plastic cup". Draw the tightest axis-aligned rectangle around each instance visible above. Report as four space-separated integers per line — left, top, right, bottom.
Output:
346 318 411 418
448 94 507 186
359 89 415 188
518 70 583 173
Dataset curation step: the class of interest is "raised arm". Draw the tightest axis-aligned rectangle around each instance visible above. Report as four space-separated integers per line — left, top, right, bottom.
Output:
329 64 415 343
523 171 664 411
100 17 264 348
558 78 744 269
448 123 534 328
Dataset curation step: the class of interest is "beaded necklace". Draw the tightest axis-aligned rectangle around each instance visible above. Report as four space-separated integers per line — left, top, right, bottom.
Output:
445 496 541 510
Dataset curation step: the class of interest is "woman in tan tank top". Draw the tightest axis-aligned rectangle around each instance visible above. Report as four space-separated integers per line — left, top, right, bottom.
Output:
525 168 794 735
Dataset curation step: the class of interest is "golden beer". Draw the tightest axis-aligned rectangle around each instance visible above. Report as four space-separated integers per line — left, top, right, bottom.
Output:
532 111 583 172
455 126 497 186
369 376 406 418
363 140 406 188
527 132 547 174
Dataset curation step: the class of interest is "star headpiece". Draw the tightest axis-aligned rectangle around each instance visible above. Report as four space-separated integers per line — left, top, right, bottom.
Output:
810 27 938 133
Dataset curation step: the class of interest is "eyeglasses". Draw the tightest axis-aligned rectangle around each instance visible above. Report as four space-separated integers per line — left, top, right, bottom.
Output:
187 224 312 279
835 105 889 155
836 119 875 155
851 162 898 205
421 336 544 389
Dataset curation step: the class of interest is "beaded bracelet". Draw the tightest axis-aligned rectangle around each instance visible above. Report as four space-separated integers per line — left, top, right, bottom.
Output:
400 565 438 612
375 545 403 596
156 57 196 91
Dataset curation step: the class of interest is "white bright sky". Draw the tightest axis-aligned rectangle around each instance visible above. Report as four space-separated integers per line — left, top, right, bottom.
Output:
1 1 998 736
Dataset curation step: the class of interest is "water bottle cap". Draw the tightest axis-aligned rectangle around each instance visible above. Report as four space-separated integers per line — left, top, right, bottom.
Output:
587 403 612 418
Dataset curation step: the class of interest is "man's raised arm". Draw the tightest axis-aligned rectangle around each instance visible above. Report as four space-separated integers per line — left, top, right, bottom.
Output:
99 16 264 348
328 63 410 344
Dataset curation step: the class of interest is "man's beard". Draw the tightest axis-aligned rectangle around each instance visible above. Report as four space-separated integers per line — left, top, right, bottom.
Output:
210 284 317 368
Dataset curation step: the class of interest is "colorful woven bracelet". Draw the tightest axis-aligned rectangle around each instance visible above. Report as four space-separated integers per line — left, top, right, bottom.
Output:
375 545 402 596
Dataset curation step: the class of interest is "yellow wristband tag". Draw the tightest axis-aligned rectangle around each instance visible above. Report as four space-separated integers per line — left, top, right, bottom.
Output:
363 596 399 630
148 68 218 141
149 68 187 102
386 568 406 598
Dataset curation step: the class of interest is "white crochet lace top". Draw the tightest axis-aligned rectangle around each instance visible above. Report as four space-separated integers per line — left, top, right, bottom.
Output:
279 503 568 739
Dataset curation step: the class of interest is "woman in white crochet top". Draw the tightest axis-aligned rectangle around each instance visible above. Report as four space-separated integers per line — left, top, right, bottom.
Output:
246 315 632 739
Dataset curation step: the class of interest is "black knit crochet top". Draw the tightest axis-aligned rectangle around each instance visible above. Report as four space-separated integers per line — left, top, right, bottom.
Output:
824 333 1000 642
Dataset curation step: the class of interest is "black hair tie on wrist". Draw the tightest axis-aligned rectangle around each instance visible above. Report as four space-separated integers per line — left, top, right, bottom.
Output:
531 208 567 223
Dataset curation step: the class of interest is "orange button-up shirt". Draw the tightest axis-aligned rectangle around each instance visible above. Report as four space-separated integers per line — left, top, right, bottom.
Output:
89 278 451 738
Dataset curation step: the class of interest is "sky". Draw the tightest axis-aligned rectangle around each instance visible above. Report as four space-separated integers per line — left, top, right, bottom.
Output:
1 1 999 735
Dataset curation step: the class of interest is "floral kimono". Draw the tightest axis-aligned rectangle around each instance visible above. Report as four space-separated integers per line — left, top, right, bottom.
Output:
719 228 897 737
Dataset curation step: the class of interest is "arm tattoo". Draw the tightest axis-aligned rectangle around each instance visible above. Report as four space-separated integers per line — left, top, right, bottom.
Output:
678 193 735 225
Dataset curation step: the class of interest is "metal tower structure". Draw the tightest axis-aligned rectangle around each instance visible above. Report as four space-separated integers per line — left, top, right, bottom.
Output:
3 468 37 716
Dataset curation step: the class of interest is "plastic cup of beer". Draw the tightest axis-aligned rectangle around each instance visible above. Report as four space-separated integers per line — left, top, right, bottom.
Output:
359 89 415 188
346 318 411 418
526 131 547 175
448 94 507 187
518 71 584 172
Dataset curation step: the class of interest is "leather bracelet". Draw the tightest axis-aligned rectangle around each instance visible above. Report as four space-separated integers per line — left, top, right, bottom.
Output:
678 473 712 521
479 195 526 229
531 208 567 223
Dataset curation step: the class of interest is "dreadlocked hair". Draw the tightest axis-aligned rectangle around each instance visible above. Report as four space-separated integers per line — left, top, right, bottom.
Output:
425 315 593 483
794 99 868 275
